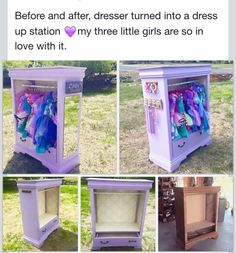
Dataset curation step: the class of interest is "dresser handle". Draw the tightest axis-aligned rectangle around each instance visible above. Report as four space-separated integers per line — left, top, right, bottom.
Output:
22 190 31 193
100 240 109 244
199 131 203 135
128 240 137 243
178 142 186 148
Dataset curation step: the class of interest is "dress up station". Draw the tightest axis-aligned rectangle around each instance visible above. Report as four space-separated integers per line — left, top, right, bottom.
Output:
8 66 86 173
17 179 62 247
138 65 211 172
87 178 153 250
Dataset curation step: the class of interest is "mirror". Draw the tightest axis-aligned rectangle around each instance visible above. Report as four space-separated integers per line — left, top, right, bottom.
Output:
63 95 81 158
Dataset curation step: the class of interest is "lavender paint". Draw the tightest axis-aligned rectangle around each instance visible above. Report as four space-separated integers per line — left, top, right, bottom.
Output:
87 178 153 250
8 66 86 173
17 179 62 248
139 65 211 172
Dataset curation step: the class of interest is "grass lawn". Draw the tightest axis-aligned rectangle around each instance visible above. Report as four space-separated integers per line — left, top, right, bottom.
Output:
120 69 233 174
80 181 156 251
3 86 116 174
3 178 78 251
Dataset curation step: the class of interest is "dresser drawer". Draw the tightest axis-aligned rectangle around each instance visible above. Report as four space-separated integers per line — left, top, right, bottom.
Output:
172 131 210 158
40 217 58 237
94 236 141 248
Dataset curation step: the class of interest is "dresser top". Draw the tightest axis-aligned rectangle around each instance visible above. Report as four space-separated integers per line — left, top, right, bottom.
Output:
17 179 62 189
87 178 153 190
8 66 86 79
174 186 221 194
138 64 211 79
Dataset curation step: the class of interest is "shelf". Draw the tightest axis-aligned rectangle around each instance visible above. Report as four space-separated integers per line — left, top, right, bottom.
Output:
96 232 139 238
186 220 215 233
95 192 144 196
39 213 57 228
96 222 140 232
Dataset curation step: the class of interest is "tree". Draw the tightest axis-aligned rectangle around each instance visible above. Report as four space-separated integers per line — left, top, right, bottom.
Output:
3 61 32 87
52 61 115 79
3 60 116 88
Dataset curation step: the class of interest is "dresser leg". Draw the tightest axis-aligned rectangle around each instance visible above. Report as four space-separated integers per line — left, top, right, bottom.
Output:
91 246 100 251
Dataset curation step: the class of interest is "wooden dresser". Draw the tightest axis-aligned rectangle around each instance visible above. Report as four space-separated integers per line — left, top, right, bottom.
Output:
174 186 220 250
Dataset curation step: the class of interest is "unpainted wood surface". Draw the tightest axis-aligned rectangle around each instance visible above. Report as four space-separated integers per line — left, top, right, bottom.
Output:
206 193 216 222
174 190 185 242
186 220 215 232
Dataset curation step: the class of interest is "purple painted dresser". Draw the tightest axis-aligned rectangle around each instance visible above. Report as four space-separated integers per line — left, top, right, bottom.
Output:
8 66 86 173
87 178 153 250
17 179 62 247
138 65 211 172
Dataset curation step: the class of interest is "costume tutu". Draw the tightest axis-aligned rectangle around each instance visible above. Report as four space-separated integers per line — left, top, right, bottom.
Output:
15 89 57 153
169 82 209 140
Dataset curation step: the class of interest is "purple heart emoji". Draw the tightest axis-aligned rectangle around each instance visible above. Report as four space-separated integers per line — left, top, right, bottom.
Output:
64 26 76 37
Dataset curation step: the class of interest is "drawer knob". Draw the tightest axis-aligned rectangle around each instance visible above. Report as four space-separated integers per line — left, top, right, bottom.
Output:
42 228 47 232
100 240 109 244
178 142 186 148
128 240 137 243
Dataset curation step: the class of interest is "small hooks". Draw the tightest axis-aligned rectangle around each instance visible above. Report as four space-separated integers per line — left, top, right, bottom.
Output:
144 98 163 109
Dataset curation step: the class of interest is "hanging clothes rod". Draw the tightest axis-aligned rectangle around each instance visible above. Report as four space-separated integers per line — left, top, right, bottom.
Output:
168 80 199 87
22 84 57 89
95 192 144 196
39 188 58 193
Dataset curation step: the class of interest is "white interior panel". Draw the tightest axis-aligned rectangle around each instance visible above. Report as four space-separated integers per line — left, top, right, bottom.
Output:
186 194 206 224
38 187 59 228
95 190 145 232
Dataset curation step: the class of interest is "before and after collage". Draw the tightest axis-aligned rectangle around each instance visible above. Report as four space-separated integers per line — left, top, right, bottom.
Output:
1 61 234 252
